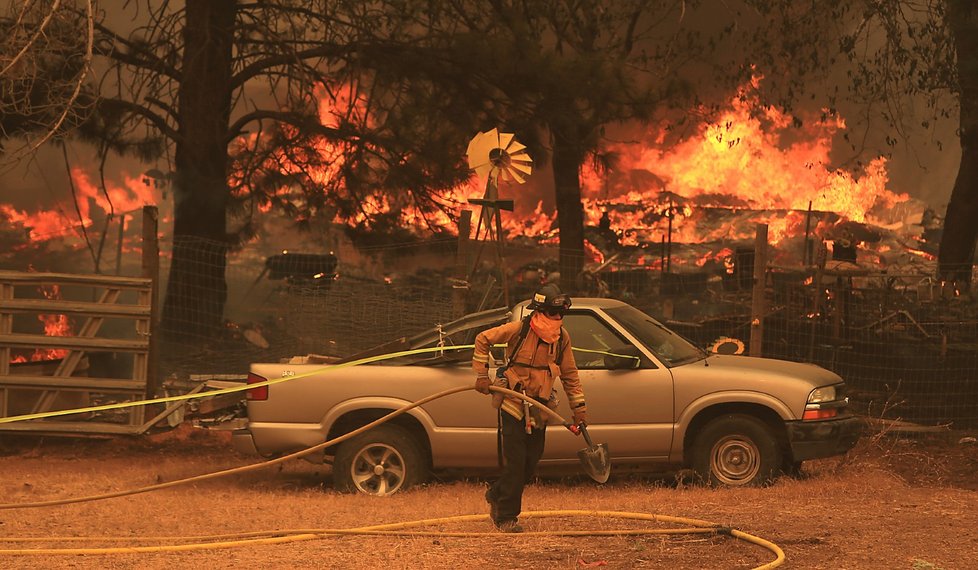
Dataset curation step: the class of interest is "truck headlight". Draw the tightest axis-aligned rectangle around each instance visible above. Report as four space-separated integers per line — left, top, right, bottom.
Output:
807 385 837 404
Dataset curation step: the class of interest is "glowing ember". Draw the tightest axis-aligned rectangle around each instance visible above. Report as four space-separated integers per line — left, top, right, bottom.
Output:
695 247 735 268
584 240 604 264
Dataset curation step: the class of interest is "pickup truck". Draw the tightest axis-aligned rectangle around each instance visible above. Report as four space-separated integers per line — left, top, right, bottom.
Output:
232 297 861 495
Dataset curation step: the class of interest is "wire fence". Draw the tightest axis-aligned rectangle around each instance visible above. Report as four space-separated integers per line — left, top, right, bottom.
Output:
151 235 978 429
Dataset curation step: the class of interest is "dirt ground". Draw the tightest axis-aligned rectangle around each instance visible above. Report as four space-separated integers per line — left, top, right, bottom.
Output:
1 425 977 570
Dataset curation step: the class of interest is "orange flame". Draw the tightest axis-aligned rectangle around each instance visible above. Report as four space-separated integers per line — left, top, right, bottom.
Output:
5 79 918 270
575 80 910 249
0 170 158 243
17 284 74 362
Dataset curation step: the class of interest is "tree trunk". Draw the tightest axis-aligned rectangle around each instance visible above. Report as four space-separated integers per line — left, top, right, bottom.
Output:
551 136 585 294
160 0 236 343
938 0 978 287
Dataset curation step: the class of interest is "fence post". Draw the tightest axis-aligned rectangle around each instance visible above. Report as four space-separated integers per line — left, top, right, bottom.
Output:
142 206 160 401
807 242 827 361
750 224 768 357
453 210 472 318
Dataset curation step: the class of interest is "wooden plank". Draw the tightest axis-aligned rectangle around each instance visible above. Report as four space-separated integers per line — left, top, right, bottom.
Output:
54 289 122 377
0 298 150 317
136 381 205 434
34 290 123 415
142 205 161 402
0 333 148 351
0 421 142 435
134 287 150 386
0 268 155 434
0 282 11 377
0 271 150 288
0 375 146 391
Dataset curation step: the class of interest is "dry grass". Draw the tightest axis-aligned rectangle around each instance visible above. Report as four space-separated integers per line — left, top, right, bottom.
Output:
1 426 977 569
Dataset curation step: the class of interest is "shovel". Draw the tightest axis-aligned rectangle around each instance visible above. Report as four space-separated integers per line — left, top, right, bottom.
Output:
566 422 611 483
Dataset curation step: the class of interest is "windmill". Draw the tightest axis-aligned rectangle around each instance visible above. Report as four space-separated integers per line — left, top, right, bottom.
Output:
464 128 533 307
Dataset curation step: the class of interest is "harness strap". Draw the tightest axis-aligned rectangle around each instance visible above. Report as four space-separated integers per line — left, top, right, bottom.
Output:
510 362 550 370
505 316 533 368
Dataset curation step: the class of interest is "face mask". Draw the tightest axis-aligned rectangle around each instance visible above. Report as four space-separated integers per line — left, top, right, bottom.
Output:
530 311 561 343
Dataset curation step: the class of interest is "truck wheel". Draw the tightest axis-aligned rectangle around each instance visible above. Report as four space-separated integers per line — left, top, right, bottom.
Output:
333 425 428 496
690 414 782 487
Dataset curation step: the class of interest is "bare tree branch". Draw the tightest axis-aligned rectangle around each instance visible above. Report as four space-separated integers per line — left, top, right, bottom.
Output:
0 0 62 78
21 0 94 157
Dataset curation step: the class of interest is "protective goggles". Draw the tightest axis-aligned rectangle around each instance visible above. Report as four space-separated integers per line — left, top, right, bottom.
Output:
541 295 571 316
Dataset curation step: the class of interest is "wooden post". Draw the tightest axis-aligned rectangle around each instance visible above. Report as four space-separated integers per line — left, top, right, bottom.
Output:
832 278 843 342
116 213 126 275
749 224 768 357
453 210 472 318
494 209 510 308
141 206 160 402
807 241 827 361
0 280 11 417
666 202 673 273
803 200 813 265
659 235 665 276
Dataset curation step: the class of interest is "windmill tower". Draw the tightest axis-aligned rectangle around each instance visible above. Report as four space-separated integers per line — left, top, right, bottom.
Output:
465 128 533 307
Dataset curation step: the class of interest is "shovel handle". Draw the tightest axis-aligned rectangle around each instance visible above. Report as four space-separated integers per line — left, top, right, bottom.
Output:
565 422 595 445
580 425 595 447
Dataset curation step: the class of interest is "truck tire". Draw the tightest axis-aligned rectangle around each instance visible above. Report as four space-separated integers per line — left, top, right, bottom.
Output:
690 414 782 487
332 425 428 496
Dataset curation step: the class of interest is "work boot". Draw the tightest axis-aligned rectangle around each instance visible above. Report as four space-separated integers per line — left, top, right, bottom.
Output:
485 489 499 523
495 519 524 533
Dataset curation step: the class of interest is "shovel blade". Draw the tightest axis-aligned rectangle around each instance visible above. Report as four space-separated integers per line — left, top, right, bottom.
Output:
577 442 611 484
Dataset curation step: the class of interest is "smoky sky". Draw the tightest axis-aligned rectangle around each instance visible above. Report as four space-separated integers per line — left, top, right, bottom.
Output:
0 1 962 219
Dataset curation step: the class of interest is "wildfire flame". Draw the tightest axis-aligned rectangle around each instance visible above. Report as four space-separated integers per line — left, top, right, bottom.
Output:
9 283 74 364
577 79 910 249
1 169 159 245
3 79 920 271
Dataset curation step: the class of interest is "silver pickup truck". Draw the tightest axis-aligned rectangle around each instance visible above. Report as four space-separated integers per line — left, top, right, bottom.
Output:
232 298 861 495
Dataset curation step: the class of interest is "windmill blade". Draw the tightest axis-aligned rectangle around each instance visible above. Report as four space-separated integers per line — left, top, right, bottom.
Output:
466 128 532 186
506 167 526 184
497 132 514 151
505 139 526 154
467 130 495 160
465 132 485 165
474 164 494 181
467 129 501 172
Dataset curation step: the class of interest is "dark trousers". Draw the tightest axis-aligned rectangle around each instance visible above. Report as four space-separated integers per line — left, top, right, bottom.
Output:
487 411 546 524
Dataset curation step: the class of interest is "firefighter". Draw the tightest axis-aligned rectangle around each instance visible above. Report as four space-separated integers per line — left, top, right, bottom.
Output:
473 283 587 533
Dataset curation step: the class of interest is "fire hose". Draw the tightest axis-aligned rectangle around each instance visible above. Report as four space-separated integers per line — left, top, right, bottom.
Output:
0 360 785 566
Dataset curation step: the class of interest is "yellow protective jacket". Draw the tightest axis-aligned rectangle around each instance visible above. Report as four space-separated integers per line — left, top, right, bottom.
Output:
472 319 586 426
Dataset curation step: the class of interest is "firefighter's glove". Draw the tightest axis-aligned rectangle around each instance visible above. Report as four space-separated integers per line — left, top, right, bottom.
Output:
475 375 491 395
573 409 588 426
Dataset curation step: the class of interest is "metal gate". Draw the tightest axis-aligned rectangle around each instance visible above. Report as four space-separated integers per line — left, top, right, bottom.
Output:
0 270 168 435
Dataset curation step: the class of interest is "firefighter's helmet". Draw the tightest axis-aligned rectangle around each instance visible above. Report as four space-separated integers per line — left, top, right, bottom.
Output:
528 283 572 314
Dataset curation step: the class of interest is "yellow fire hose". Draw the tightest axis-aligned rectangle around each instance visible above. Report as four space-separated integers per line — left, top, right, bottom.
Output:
0 385 785 567
0 511 784 569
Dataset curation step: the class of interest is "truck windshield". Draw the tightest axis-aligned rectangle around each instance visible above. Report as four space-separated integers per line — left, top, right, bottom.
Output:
604 305 706 367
